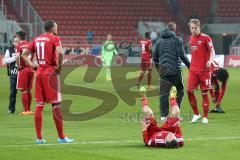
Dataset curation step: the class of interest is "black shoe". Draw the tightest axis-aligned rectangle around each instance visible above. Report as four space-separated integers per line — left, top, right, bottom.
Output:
210 108 225 113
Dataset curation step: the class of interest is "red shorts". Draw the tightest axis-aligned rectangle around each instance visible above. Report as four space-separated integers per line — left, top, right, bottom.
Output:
35 68 61 104
141 58 152 71
187 71 212 91
16 69 34 90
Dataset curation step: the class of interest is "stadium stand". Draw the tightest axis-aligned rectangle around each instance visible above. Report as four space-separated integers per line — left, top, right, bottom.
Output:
28 0 176 44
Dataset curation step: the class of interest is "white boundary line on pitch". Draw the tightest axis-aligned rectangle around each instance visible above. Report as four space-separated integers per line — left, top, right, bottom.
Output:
0 136 240 148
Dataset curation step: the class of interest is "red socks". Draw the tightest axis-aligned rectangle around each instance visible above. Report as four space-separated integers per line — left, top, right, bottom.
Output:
137 72 144 84
187 91 199 115
28 92 32 111
52 105 65 139
34 105 44 139
170 98 178 107
201 92 209 118
21 92 29 112
34 104 65 140
188 91 209 118
141 97 149 108
147 72 152 86
21 91 32 112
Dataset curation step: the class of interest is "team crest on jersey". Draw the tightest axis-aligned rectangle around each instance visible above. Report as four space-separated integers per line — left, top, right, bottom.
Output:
198 41 202 45
191 46 198 52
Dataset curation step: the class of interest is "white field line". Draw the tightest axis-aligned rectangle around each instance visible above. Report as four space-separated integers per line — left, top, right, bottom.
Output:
0 136 240 148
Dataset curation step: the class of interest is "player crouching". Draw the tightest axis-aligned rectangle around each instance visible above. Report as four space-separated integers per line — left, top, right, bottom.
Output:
209 61 229 113
140 86 183 148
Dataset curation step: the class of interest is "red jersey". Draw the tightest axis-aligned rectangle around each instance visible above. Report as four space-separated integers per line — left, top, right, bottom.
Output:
28 33 61 73
189 33 213 72
143 117 183 147
16 41 33 70
140 39 152 59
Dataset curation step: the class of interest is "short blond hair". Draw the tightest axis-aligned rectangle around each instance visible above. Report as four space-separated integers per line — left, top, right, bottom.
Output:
189 19 201 27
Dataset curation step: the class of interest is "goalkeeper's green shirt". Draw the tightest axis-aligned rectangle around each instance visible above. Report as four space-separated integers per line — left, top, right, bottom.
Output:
102 40 118 60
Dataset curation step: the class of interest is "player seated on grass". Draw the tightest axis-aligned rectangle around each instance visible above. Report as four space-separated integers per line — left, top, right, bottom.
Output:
140 86 183 148
209 60 229 113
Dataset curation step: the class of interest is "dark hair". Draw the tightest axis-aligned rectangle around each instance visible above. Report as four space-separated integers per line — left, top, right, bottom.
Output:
165 140 179 149
168 22 176 32
145 32 150 39
16 31 26 40
44 20 56 32
215 68 229 83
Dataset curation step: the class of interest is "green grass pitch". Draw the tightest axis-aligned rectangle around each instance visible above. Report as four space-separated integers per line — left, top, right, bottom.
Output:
0 67 240 160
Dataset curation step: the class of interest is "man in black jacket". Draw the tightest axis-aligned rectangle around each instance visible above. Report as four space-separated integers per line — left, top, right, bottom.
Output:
153 22 190 121
2 36 19 113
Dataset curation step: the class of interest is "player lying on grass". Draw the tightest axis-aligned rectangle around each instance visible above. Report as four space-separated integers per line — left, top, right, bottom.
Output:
209 60 229 113
140 86 184 148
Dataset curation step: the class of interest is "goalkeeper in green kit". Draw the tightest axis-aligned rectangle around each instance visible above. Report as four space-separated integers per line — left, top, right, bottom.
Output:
101 34 118 81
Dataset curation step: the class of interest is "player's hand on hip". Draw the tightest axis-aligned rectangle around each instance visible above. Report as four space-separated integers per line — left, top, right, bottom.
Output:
55 66 62 74
206 60 211 68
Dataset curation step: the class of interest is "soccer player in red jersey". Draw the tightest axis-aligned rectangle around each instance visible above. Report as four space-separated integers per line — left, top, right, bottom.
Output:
137 32 153 89
187 19 215 124
16 31 34 115
209 60 229 113
21 20 74 144
140 86 184 148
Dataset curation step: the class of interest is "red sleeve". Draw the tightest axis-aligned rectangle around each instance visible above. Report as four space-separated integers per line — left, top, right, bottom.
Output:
27 41 35 53
205 36 213 51
54 36 61 47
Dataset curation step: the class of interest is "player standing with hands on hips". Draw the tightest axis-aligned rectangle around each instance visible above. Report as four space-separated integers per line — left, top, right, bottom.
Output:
22 20 74 144
187 19 215 124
